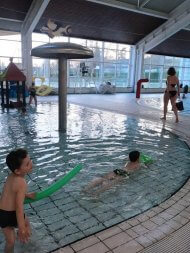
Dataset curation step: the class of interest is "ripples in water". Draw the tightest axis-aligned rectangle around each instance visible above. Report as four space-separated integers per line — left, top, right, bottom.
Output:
0 103 189 252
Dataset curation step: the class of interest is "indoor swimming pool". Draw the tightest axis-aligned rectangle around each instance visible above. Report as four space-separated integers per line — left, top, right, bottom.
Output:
0 103 189 252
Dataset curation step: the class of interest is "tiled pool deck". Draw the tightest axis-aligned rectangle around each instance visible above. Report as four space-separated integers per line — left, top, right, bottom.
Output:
52 93 190 253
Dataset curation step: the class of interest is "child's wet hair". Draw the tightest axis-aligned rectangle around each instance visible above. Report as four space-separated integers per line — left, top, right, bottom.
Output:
6 149 28 172
129 151 140 162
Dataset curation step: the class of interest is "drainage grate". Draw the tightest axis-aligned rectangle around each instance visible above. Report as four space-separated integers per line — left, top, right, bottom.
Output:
141 222 190 253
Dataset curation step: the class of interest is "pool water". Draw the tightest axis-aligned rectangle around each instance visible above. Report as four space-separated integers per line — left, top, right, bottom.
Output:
0 103 189 252
139 94 190 115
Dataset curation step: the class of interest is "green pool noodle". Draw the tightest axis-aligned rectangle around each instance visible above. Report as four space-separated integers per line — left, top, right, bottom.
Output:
140 154 154 164
24 164 82 204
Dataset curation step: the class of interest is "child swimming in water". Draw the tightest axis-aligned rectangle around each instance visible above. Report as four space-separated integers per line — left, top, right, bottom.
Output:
83 151 142 195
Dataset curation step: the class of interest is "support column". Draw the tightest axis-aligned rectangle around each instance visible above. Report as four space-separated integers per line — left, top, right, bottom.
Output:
21 33 32 87
44 59 50 85
22 81 26 106
134 47 144 91
0 82 4 106
100 42 105 84
16 81 20 102
129 45 136 92
6 82 9 106
58 58 67 132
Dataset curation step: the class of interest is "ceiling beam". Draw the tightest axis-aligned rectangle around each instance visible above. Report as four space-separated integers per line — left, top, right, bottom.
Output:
136 0 190 52
140 0 151 8
0 17 22 23
21 0 50 35
169 0 190 17
86 0 169 19
86 0 190 32
185 24 190 31
0 19 22 33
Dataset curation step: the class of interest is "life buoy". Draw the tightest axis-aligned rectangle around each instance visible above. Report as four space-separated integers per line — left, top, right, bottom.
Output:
36 85 52 96
24 164 82 204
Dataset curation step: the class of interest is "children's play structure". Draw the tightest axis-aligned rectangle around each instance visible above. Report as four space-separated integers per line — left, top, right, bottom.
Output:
0 58 27 108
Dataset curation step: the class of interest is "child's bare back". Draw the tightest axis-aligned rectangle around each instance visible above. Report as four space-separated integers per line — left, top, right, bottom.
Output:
0 175 27 211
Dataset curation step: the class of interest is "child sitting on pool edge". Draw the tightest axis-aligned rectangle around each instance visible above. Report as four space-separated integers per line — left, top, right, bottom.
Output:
0 149 35 253
83 151 142 195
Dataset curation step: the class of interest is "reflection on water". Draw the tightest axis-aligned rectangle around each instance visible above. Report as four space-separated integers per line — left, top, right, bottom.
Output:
0 103 189 252
140 95 190 115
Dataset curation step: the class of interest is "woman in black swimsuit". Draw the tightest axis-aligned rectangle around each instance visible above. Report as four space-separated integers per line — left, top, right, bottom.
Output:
161 67 180 123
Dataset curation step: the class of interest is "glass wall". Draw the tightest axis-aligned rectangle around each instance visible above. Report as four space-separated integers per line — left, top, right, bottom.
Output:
1 32 190 90
143 54 190 88
31 34 132 88
0 34 22 74
68 39 131 88
0 32 132 88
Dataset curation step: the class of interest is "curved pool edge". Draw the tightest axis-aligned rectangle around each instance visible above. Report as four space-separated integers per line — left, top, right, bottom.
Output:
1 94 189 253
53 175 190 253
52 112 190 253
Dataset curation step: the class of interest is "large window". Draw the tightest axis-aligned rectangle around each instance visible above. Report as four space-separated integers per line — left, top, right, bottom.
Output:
1 32 190 90
143 54 190 88
0 32 132 88
30 34 132 88
0 33 22 73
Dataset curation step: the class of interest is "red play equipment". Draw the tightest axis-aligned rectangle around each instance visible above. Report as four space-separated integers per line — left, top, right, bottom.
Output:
136 78 149 98
0 58 26 108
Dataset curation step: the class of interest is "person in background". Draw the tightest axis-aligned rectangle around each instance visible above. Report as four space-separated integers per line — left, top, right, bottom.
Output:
182 85 188 99
161 67 180 123
29 82 37 106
